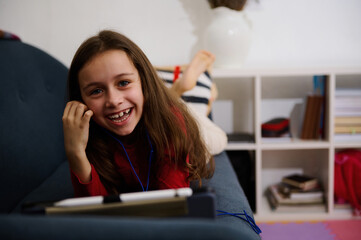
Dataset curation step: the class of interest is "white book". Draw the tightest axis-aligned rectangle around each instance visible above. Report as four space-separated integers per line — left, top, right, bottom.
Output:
335 88 361 97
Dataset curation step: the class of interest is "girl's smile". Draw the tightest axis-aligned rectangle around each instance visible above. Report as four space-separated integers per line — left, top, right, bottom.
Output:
78 50 144 137
107 108 132 123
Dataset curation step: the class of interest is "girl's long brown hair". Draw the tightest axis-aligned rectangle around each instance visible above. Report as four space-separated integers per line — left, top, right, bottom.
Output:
68 30 215 194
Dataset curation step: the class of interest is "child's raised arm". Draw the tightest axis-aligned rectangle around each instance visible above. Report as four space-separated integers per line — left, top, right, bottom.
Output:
62 101 93 183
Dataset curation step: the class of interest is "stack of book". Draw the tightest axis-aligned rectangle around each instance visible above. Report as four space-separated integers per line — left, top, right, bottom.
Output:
265 174 325 212
334 88 361 136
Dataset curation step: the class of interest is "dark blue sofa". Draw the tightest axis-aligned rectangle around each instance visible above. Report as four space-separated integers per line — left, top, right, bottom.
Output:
0 39 261 239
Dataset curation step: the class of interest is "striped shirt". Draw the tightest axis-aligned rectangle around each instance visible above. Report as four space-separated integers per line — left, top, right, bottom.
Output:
157 70 212 116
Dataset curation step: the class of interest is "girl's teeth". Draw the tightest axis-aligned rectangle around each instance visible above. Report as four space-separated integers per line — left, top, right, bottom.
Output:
109 109 131 120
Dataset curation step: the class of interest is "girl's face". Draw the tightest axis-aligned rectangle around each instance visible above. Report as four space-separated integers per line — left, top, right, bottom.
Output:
78 50 144 137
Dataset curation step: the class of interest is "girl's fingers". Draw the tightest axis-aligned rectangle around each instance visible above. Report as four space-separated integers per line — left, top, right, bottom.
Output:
74 103 87 120
65 101 79 120
83 110 93 123
63 101 89 123
63 101 74 119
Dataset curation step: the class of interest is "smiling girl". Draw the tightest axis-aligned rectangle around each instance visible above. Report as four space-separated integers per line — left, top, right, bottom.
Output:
63 30 214 196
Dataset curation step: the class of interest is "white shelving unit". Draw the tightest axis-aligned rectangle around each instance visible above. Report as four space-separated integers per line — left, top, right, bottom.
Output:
212 67 361 221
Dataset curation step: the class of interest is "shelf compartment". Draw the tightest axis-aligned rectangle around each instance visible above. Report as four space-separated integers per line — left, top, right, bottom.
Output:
333 147 361 215
226 150 256 212
333 73 361 143
213 76 255 135
260 75 330 141
259 149 329 218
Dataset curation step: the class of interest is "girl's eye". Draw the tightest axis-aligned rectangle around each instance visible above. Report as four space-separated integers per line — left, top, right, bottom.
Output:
90 89 103 95
118 81 130 87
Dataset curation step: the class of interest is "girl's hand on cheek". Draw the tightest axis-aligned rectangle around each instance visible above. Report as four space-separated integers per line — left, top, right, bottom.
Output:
62 101 93 156
62 101 93 181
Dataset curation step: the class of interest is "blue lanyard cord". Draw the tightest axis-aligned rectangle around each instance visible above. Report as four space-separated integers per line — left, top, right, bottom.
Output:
216 210 262 234
145 132 154 191
103 129 153 192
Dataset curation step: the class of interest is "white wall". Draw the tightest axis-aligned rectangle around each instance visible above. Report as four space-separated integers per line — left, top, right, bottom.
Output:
0 0 202 67
246 0 361 68
1 0 361 68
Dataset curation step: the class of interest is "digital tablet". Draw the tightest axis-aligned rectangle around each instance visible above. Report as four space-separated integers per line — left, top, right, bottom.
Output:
22 187 216 219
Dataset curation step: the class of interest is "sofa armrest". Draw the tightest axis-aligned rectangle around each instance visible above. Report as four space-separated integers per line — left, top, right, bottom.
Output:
205 151 260 238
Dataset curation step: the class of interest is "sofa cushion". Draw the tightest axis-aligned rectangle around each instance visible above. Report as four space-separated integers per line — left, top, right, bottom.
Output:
0 214 253 240
0 40 68 213
12 161 74 213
